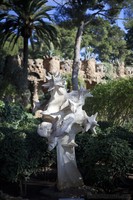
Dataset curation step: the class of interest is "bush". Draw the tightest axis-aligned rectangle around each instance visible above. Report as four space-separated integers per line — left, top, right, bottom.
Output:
76 126 133 192
0 101 56 195
0 127 55 183
0 100 39 130
98 122 133 148
84 78 133 129
63 73 86 91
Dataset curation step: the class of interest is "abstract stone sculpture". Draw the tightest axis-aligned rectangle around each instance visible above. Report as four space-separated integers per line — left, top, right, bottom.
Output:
37 73 98 191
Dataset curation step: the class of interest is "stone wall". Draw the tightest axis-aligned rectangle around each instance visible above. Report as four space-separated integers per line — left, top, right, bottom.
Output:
43 57 60 74
3 56 133 92
2 55 133 109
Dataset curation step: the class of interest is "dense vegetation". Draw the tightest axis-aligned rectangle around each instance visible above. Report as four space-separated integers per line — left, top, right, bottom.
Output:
0 78 133 194
76 128 133 192
76 78 133 192
84 78 133 130
0 100 56 195
0 0 133 197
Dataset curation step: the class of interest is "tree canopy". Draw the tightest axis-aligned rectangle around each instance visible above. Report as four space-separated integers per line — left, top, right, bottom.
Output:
124 1 133 64
83 18 130 62
54 0 132 89
0 0 133 92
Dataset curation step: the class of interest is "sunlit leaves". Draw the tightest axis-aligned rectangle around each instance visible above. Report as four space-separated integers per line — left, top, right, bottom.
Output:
85 78 133 126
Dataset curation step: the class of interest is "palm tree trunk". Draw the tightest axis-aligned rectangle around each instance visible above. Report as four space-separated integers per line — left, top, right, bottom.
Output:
23 37 29 89
72 21 84 90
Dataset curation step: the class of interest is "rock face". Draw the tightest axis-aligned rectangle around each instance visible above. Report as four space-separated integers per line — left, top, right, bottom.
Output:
3 56 133 89
116 61 125 77
28 58 46 81
60 60 73 74
82 59 97 88
28 58 46 105
126 66 133 76
2 55 133 108
43 57 60 74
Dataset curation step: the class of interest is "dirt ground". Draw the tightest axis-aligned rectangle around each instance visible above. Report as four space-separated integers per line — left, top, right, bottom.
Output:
1 177 133 200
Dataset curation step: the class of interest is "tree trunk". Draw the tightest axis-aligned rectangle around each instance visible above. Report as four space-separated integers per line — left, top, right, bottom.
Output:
23 37 29 89
72 21 84 90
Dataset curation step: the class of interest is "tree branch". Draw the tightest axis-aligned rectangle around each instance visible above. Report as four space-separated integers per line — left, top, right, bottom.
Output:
84 9 104 26
52 0 62 6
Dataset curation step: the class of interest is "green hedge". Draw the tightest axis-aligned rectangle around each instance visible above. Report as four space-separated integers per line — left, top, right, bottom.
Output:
84 78 133 129
0 101 56 185
76 125 133 192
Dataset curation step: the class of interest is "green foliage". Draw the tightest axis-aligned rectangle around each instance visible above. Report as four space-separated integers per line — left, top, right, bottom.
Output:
0 0 57 47
0 0 58 83
29 41 60 59
99 122 133 147
63 73 86 90
0 81 17 101
125 27 133 65
55 0 128 25
84 18 129 62
0 101 29 129
0 37 22 72
29 25 76 60
124 0 133 30
0 100 56 184
55 17 129 62
76 126 133 192
0 127 55 183
57 27 76 59
84 78 133 128
102 62 114 80
122 1 133 65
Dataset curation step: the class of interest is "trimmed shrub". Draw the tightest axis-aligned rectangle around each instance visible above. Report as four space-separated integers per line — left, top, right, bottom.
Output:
0 127 55 183
0 101 56 195
76 126 133 192
84 78 133 129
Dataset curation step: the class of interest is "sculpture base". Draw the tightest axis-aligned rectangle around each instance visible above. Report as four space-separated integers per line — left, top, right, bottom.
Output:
40 185 92 200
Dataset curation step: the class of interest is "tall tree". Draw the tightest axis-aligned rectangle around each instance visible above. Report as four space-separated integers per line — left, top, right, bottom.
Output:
124 1 133 64
0 0 57 89
84 18 129 62
54 0 131 90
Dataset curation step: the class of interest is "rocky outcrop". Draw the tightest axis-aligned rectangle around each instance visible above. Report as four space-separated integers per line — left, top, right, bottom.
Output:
4 56 131 90
82 59 97 88
116 61 125 77
43 57 60 74
125 66 133 76
2 55 133 108
60 60 73 74
28 58 46 82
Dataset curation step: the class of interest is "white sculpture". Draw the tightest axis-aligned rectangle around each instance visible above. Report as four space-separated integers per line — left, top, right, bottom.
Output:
37 73 98 190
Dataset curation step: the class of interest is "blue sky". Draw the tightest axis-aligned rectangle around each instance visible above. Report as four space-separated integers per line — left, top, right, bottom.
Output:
116 10 126 31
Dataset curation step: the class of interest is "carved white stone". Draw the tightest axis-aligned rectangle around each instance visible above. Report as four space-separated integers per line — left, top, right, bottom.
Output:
37 73 98 190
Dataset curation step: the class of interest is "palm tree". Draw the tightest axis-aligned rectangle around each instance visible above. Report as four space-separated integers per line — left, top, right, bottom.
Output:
0 0 57 89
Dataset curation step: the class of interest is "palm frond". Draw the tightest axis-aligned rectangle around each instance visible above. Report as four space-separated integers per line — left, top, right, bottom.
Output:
35 29 51 48
0 13 8 21
11 34 20 50
36 20 57 38
29 0 48 13
0 31 14 47
0 0 58 55
33 8 53 21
